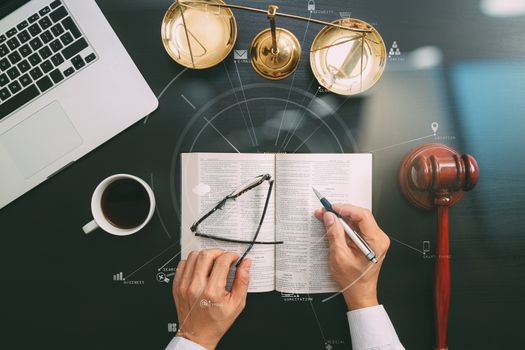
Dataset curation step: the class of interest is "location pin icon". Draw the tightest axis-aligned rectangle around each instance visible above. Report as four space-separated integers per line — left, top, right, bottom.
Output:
431 122 439 134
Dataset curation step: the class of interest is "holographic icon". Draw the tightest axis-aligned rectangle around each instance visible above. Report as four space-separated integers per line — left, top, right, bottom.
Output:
431 122 439 134
423 240 430 255
113 272 124 281
156 272 170 283
388 41 401 58
308 0 315 12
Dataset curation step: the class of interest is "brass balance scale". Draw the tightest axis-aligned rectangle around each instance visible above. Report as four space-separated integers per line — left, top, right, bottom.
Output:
161 0 386 96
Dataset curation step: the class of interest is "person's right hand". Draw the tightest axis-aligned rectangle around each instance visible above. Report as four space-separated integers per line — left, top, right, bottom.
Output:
314 204 390 311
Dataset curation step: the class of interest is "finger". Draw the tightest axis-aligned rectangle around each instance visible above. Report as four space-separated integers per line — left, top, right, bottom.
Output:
314 208 326 220
345 234 356 248
316 207 360 232
230 258 251 305
333 204 391 259
323 212 348 251
331 204 379 237
180 251 199 291
194 248 224 281
208 252 240 294
173 260 186 294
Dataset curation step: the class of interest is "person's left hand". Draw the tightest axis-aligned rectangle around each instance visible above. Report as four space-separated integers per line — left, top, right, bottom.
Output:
173 249 252 350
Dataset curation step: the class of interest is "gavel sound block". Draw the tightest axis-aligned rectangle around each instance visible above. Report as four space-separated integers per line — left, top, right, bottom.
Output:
398 143 479 350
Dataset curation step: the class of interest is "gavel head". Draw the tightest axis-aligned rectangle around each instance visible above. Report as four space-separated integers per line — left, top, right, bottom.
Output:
399 143 479 209
410 153 479 193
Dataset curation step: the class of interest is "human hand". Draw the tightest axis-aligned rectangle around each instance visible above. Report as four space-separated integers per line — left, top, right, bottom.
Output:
172 249 252 349
314 204 390 311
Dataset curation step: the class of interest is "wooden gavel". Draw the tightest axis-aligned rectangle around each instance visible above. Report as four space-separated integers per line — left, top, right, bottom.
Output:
399 143 479 350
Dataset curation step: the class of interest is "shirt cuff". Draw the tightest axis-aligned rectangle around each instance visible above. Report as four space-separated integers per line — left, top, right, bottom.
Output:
165 336 207 350
347 305 405 350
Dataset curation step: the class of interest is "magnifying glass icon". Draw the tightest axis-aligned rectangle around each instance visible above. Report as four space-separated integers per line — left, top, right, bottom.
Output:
156 272 170 283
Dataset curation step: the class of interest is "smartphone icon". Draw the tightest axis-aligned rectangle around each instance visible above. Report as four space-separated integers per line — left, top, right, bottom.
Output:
423 240 430 254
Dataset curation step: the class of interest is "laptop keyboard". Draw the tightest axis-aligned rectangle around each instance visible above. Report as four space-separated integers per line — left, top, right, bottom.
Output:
0 0 97 121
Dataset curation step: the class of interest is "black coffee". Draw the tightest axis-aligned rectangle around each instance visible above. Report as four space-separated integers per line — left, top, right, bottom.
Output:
101 178 150 229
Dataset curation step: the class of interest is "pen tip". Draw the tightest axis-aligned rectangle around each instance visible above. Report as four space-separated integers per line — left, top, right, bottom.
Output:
312 187 322 200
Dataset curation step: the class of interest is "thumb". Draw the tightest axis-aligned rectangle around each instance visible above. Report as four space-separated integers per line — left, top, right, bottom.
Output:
323 212 347 250
230 258 251 304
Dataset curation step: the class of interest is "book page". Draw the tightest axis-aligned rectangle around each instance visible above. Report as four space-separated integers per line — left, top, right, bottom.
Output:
181 153 276 292
275 153 372 294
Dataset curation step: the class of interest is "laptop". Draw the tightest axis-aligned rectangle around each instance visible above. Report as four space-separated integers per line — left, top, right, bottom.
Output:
0 0 158 209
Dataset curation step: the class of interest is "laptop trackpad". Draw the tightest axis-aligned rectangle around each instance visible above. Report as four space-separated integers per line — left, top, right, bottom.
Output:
0 101 82 179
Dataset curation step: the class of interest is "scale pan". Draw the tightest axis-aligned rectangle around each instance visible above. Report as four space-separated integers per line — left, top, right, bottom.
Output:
161 0 237 69
310 18 386 96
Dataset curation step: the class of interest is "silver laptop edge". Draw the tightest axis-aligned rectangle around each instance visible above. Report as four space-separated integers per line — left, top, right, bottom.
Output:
0 0 159 209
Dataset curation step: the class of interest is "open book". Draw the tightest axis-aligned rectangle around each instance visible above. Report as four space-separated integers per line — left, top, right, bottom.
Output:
181 153 372 293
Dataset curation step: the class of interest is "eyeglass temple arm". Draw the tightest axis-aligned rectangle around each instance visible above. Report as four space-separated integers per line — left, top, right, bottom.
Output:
190 197 229 232
195 232 283 244
236 179 275 266
177 0 372 33
191 174 272 231
229 174 271 199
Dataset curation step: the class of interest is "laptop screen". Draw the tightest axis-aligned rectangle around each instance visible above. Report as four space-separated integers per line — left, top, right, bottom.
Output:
0 0 30 20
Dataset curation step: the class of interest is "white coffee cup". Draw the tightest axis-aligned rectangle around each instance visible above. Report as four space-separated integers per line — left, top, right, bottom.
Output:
82 174 155 235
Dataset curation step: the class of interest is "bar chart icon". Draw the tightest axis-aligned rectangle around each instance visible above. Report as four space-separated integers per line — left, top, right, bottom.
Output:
113 272 124 281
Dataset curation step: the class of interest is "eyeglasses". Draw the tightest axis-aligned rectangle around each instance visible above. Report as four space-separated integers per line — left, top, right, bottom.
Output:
190 174 283 266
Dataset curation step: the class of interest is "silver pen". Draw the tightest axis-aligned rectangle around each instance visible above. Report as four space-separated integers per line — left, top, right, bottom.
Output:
313 187 378 263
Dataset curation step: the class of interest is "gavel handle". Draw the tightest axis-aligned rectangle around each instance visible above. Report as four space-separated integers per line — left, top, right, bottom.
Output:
434 205 450 350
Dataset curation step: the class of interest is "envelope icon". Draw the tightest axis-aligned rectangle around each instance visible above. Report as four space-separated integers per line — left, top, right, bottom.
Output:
234 50 248 60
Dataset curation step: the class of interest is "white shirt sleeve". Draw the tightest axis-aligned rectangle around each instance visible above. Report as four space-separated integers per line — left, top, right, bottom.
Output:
164 305 403 350
346 305 405 350
164 336 207 350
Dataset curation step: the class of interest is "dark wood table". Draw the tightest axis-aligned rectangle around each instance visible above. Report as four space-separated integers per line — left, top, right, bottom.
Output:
1 0 523 349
